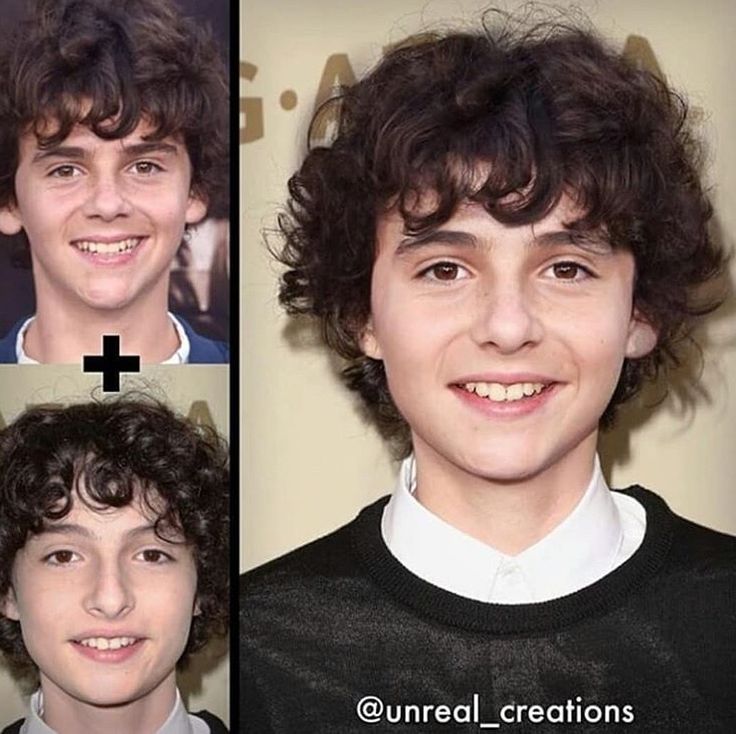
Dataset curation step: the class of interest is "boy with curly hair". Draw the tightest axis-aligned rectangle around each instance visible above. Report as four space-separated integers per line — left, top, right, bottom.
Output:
0 397 230 733
241 12 735 733
0 0 229 363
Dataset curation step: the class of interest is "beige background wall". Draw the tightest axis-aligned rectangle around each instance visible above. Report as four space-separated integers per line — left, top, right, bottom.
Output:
0 366 229 727
241 0 736 572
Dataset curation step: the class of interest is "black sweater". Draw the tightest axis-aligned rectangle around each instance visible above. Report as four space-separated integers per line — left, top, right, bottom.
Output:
241 487 736 733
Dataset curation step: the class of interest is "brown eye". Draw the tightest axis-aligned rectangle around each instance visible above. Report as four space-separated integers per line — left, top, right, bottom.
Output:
551 262 589 280
140 549 172 563
45 550 77 565
132 161 163 175
427 262 461 281
49 165 80 179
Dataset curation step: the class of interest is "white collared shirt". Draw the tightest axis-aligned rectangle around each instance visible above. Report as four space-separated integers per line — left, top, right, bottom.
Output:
381 455 646 603
16 312 191 364
21 688 209 734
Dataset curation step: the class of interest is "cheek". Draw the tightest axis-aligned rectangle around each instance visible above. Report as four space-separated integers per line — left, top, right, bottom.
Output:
14 580 76 654
150 199 189 241
556 280 634 344
374 298 454 374
16 189 76 239
144 570 197 638
556 310 632 390
374 305 461 424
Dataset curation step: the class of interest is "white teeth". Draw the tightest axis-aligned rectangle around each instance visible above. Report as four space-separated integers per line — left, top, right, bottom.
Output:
461 381 546 402
78 636 138 650
506 383 524 401
488 383 506 401
73 237 141 254
474 382 489 397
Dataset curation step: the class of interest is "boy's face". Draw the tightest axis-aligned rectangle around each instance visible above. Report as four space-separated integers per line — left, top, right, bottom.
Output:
361 195 656 486
0 118 207 312
1 491 198 710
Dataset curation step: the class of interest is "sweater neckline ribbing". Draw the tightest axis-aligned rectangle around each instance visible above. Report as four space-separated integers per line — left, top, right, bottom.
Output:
351 486 675 635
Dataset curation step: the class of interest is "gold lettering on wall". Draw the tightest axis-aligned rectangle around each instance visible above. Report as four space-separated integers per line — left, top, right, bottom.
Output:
240 61 264 144
310 53 357 143
240 33 675 145
622 35 664 79
187 400 215 428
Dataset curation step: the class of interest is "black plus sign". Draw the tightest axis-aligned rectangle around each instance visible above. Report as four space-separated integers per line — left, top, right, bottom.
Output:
83 335 141 392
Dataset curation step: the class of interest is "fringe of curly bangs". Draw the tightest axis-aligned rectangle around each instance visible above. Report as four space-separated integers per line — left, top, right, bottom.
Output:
0 0 228 209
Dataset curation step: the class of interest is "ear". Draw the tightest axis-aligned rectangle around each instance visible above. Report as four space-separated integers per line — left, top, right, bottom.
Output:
192 597 201 617
359 318 382 360
184 190 208 226
625 309 657 359
0 205 23 236
1 587 20 621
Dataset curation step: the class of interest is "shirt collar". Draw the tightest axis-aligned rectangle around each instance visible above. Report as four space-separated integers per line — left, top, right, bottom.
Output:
16 313 191 365
22 688 207 734
381 454 624 603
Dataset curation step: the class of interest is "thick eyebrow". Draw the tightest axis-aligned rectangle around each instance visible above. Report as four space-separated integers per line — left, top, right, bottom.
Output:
32 146 87 164
120 141 179 157
36 522 158 541
31 141 179 165
396 229 479 255
534 229 613 255
395 227 612 256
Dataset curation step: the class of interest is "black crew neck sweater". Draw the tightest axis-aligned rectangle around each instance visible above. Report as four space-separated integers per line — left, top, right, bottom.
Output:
240 487 736 733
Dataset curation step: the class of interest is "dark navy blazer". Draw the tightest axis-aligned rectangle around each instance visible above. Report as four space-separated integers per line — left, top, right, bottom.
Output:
1 709 229 733
0 315 229 364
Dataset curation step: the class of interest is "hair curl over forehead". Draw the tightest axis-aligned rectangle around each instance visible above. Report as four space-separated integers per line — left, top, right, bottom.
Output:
0 397 229 677
275 13 726 452
0 0 228 213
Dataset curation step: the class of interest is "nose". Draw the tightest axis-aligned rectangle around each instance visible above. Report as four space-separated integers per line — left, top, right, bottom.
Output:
469 278 543 353
82 173 133 221
83 559 135 618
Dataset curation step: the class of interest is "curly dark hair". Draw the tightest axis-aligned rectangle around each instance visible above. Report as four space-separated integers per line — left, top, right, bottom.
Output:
275 12 726 451
0 0 228 216
0 396 229 676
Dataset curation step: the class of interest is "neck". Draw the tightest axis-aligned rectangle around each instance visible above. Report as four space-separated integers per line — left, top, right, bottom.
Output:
412 431 599 555
39 671 177 734
27 288 178 364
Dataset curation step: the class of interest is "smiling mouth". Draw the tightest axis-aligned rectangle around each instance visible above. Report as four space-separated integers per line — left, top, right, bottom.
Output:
459 381 552 403
75 636 141 650
71 237 143 255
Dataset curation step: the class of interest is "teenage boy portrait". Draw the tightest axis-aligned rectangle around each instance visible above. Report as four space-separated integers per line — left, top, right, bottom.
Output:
241 10 735 733
0 0 229 364
0 397 229 734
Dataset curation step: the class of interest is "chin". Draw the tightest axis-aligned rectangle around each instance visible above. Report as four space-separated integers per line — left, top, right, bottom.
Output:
464 459 546 484
439 447 532 483
79 690 140 707
55 679 145 709
449 440 567 484
80 291 136 311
